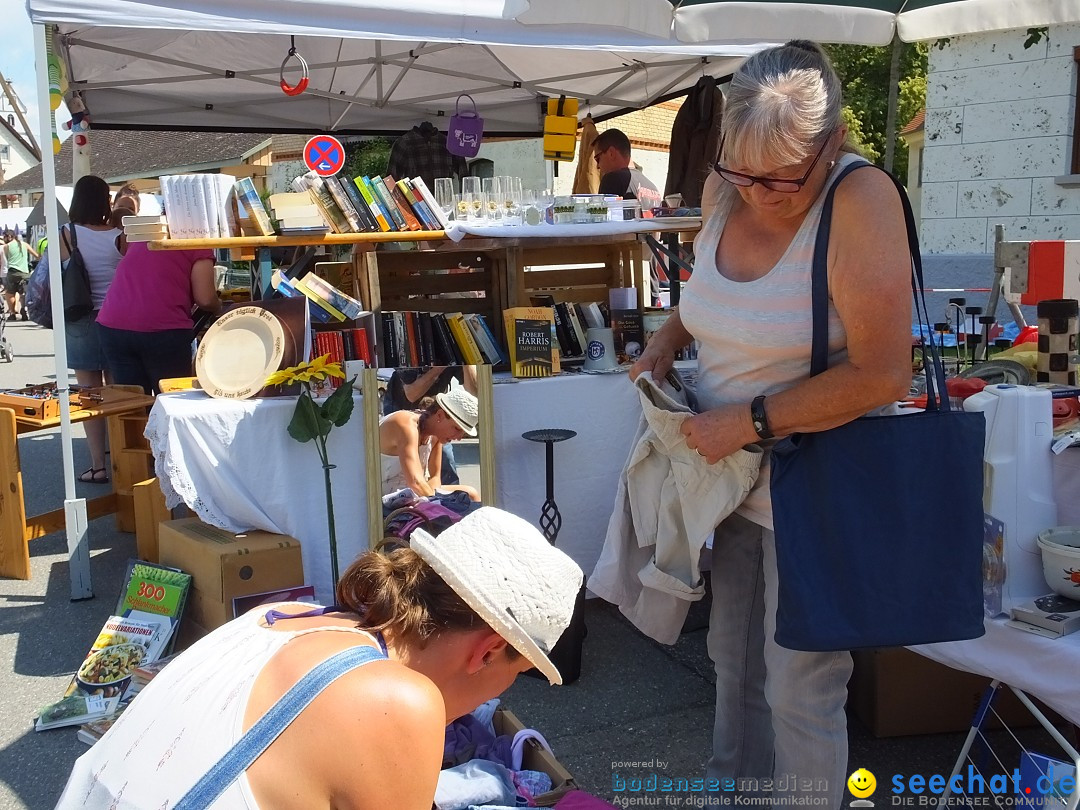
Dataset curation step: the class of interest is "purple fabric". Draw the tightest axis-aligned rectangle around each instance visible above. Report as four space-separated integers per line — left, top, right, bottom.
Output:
444 714 513 768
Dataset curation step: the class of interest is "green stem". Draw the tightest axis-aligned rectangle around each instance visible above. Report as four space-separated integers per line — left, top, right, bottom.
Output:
301 383 338 586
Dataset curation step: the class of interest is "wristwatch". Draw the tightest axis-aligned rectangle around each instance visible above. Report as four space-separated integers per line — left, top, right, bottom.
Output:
750 395 773 440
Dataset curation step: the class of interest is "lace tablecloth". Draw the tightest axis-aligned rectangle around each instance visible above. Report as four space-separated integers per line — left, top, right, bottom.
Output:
145 391 369 602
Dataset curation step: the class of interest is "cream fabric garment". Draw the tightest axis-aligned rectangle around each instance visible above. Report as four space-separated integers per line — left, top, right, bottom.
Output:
572 115 600 194
590 373 762 644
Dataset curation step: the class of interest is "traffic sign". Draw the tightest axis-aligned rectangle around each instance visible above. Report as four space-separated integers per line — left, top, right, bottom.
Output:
304 135 346 177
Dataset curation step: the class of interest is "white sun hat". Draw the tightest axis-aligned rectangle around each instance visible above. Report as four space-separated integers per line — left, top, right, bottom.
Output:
435 379 479 437
409 507 583 685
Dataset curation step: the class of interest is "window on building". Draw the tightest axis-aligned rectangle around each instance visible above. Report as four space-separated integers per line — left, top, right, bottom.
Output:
1073 47 1080 174
0 144 9 163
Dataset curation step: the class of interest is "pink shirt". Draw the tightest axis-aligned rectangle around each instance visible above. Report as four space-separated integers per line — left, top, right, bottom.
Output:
97 243 214 332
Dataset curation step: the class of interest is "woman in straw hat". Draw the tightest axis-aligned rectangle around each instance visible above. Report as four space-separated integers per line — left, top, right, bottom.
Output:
56 507 583 810
379 379 481 502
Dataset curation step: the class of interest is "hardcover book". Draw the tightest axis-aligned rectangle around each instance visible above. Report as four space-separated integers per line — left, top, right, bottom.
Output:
353 177 392 232
610 308 645 365
233 177 274 237
503 307 558 378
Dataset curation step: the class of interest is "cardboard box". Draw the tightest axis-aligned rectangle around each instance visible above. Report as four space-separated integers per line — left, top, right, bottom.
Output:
158 518 304 631
493 708 577 806
848 648 1060 737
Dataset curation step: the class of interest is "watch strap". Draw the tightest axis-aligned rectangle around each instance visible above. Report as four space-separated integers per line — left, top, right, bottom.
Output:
750 395 773 440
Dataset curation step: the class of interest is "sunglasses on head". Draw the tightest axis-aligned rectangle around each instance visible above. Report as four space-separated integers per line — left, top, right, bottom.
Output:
713 134 833 193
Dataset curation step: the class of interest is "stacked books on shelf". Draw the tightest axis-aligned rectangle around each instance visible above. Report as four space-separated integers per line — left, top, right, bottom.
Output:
268 191 330 237
36 561 192 732
289 171 449 235
159 173 244 239
379 311 504 368
531 295 606 362
122 214 169 243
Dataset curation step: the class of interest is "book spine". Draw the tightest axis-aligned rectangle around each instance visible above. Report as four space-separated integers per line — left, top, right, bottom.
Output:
302 274 365 320
295 276 347 321
200 174 221 239
417 312 435 367
234 177 274 236
447 313 484 365
160 176 180 238
369 177 407 231
434 314 464 366
398 179 437 231
384 176 422 231
341 178 377 232
177 176 198 239
355 177 392 232
325 177 363 233
463 314 495 364
470 313 505 364
379 313 396 368
411 176 451 229
404 311 421 367
216 174 236 237
327 332 346 387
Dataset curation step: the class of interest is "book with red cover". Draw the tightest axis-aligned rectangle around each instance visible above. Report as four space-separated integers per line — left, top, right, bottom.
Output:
383 176 422 231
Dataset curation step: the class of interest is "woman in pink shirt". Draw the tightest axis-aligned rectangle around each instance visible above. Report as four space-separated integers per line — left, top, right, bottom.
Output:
97 241 221 394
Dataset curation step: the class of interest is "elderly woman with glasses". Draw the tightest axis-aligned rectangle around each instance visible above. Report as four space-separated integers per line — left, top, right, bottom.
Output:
631 41 911 804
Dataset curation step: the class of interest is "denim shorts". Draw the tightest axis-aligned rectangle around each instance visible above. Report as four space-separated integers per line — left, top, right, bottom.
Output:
65 310 108 371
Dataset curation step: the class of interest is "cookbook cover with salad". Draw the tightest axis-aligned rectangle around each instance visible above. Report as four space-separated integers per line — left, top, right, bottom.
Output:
36 561 193 731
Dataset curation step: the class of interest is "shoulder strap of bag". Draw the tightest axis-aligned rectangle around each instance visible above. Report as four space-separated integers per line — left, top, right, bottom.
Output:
174 644 386 810
809 160 949 412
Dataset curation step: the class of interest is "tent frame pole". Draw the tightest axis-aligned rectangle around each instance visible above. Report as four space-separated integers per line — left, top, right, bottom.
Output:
34 22 93 600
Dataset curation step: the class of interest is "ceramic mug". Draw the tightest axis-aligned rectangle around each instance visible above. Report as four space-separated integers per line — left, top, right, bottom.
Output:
585 327 617 371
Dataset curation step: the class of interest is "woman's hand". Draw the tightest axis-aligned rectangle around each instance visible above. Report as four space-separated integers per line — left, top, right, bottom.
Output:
630 338 675 383
680 404 757 465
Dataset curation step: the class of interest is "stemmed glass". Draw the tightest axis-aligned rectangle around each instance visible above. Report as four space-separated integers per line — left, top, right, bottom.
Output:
501 177 522 226
434 177 456 222
461 176 483 223
482 176 503 222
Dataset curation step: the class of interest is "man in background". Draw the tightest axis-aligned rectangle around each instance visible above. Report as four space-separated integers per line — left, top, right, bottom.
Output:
593 129 663 305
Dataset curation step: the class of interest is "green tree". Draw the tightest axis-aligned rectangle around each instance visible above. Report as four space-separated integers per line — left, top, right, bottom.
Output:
825 43 927 183
344 137 394 180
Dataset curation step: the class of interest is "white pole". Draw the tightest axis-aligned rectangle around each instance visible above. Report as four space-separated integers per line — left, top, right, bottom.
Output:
34 22 92 600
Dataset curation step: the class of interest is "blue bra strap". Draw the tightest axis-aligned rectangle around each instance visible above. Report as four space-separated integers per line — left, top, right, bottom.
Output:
174 645 386 810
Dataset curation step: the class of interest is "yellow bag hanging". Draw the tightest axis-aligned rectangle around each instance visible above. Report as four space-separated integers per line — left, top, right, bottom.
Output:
543 95 579 162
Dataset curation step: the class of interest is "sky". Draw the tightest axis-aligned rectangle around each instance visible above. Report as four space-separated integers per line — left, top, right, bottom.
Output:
2 2 71 152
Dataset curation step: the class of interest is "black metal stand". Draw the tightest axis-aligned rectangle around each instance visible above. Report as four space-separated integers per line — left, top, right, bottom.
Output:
521 427 586 684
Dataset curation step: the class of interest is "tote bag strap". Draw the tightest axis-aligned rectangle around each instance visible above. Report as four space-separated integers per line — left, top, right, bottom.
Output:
174 644 386 810
809 160 950 412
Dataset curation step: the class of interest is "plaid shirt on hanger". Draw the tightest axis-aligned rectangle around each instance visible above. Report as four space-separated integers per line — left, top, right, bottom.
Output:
387 123 468 191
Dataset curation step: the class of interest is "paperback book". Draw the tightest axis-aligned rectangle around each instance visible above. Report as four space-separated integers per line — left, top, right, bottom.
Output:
503 307 559 378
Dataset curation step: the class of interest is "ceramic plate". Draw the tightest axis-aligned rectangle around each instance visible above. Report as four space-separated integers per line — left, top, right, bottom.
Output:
195 306 286 399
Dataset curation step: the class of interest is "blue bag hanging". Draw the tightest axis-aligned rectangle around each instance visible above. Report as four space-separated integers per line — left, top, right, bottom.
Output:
769 162 987 652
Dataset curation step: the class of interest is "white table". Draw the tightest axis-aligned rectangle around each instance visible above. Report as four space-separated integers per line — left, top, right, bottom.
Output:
146 390 370 603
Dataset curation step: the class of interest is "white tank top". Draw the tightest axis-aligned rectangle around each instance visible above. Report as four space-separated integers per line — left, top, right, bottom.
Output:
54 603 379 810
379 414 434 492
679 154 865 528
67 224 123 309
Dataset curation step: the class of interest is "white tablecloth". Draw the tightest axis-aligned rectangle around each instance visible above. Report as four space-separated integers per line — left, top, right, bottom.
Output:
913 619 1080 725
146 390 369 603
493 371 640 577
443 216 702 242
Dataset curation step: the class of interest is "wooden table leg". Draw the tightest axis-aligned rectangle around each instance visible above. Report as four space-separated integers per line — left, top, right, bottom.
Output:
0 408 30 580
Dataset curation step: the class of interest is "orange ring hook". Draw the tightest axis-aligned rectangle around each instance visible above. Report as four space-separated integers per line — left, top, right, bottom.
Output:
280 49 309 96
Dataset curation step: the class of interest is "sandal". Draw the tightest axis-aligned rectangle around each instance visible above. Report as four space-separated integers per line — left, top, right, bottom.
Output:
79 467 110 484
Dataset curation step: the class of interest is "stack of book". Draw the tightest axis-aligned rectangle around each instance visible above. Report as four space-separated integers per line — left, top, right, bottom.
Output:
268 191 330 237
160 173 245 239
531 295 605 361
290 171 449 235
77 654 178 745
122 214 169 243
273 269 367 325
379 311 503 368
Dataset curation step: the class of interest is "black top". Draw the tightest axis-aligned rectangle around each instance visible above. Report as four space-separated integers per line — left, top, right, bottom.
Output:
386 367 463 413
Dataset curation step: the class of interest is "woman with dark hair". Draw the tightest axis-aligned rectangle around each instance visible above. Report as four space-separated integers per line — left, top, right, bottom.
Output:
55 507 583 810
37 174 123 483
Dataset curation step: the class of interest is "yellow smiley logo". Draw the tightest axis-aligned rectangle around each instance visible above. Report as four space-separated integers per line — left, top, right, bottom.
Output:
847 768 877 798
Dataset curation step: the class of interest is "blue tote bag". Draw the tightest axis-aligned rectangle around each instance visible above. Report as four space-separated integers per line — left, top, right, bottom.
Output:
769 163 987 652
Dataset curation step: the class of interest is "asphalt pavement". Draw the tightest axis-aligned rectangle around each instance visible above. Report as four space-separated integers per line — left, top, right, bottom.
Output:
0 317 1067 809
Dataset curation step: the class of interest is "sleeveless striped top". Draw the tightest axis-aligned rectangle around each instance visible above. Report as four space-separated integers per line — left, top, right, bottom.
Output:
680 153 867 528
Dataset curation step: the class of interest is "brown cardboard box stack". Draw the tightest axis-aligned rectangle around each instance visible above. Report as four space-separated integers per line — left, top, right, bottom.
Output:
848 648 1061 737
158 517 305 638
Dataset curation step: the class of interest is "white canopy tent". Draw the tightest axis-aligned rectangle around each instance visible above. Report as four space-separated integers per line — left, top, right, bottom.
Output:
32 0 763 134
25 0 773 598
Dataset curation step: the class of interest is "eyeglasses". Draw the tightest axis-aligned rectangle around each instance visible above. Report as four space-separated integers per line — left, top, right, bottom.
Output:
713 135 832 193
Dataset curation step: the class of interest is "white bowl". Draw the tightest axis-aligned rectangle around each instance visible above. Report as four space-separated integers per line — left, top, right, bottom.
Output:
1035 527 1080 599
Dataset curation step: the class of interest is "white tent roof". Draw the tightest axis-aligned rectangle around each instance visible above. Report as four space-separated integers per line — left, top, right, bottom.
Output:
28 0 768 134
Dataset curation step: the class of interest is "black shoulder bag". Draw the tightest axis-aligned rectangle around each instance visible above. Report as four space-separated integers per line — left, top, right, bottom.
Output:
60 225 94 322
769 162 987 651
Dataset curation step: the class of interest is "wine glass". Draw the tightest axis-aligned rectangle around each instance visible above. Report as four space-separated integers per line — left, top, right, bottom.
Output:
462 176 483 223
434 177 456 222
482 176 502 222
502 177 522 226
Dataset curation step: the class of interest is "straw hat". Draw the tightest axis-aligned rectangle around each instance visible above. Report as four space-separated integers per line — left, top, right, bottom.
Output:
435 380 479 437
409 507 584 685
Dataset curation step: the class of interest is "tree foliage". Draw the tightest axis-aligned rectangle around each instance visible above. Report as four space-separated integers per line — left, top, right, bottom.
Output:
824 43 928 183
344 137 394 181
